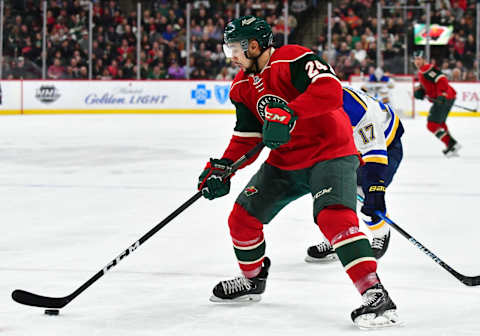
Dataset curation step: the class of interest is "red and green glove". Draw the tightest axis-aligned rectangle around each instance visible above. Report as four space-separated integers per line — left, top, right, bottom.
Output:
198 158 233 200
262 102 297 149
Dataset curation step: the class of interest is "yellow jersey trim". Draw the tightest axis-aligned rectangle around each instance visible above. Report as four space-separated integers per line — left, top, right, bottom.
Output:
343 87 367 111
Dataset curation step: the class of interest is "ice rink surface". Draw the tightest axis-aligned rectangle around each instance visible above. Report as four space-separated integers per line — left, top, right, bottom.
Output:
0 113 479 335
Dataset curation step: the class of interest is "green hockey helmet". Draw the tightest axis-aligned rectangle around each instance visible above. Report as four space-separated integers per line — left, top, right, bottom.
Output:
413 50 424 58
223 15 273 58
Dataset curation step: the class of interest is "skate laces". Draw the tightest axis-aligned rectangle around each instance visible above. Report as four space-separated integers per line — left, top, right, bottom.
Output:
315 242 332 253
372 236 387 250
220 277 252 295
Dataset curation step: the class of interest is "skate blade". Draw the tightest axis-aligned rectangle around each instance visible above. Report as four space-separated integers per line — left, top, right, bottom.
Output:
209 294 262 303
304 254 338 263
353 309 404 330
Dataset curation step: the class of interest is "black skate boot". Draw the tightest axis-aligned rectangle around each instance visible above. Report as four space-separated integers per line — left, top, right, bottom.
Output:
443 138 461 157
351 283 401 329
305 241 338 263
210 257 271 303
371 231 390 259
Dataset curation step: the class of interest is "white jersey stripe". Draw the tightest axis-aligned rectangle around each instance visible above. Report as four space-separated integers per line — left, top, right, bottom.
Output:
233 131 262 138
270 51 314 65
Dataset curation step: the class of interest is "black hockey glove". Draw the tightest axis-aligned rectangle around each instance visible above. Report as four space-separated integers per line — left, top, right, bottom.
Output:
414 87 426 100
198 158 233 200
361 182 386 221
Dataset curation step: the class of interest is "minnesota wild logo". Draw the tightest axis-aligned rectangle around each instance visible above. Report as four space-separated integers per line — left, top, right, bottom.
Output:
244 186 258 197
256 94 288 120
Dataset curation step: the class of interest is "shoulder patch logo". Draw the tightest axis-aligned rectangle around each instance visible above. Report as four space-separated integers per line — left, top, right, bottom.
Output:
256 94 288 120
256 94 296 132
244 186 259 197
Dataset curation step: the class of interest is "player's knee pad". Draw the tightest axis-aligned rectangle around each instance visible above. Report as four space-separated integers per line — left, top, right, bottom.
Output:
228 202 264 242
315 205 358 243
427 121 447 139
427 121 441 133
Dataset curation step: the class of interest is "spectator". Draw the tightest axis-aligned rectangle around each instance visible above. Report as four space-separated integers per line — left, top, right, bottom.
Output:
79 66 88 79
47 58 65 79
353 41 367 63
107 59 119 78
11 57 28 79
167 60 185 79
148 65 167 79
451 67 463 81
122 57 135 78
100 68 112 80
117 38 134 61
162 24 176 42
215 66 233 80
64 65 75 79
441 61 453 80
465 70 477 81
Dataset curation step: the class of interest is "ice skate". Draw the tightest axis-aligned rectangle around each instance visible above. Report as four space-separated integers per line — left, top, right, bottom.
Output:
371 231 390 259
305 241 338 263
351 283 402 330
443 138 461 157
210 257 270 303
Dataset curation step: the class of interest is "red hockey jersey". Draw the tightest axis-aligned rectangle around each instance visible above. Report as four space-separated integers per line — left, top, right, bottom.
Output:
222 44 358 171
418 63 456 100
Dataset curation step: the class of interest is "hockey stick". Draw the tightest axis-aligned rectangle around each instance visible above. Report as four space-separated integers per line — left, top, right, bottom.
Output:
12 142 265 309
357 195 480 286
452 103 477 113
430 98 478 113
453 104 478 113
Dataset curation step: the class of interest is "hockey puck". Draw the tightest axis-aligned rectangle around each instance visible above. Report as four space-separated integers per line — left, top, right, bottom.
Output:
44 309 59 316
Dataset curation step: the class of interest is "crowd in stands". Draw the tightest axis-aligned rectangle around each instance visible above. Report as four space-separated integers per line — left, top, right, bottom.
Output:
1 0 307 80
1 0 478 81
315 0 478 81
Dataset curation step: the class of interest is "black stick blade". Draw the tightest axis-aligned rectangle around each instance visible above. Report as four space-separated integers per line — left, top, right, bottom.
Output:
12 290 70 308
461 276 480 286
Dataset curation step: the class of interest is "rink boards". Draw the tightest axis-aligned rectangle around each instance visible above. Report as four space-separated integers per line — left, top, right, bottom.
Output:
0 80 478 116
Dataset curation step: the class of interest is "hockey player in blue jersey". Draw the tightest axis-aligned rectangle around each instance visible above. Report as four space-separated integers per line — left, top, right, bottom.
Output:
306 86 404 261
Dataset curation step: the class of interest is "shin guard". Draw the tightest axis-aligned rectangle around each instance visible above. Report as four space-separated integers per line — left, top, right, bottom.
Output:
427 121 450 146
316 206 379 293
228 203 265 278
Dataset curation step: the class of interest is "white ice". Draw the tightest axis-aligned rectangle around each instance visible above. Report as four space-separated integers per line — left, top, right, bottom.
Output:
0 114 479 336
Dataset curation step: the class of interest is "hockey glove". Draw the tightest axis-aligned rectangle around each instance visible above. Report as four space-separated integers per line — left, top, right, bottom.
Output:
198 158 233 200
414 87 426 100
262 102 297 149
361 182 386 221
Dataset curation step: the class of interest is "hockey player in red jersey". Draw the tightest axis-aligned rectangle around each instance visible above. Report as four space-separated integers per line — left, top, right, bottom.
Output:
413 50 461 157
197 16 400 329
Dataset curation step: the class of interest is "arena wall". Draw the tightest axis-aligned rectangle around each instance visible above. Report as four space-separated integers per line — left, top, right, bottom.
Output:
0 80 478 116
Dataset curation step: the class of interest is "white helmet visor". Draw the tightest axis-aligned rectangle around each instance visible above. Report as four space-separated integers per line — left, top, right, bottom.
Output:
223 42 244 59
